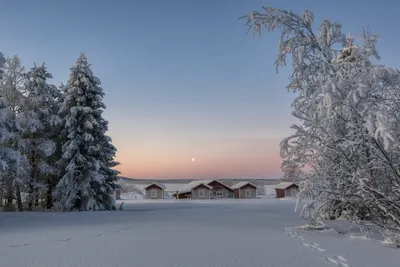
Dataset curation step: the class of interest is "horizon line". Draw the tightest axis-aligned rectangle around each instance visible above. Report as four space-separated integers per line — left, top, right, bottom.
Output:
118 176 282 180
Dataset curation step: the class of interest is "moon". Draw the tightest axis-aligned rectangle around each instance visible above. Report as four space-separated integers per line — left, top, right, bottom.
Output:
192 158 195 162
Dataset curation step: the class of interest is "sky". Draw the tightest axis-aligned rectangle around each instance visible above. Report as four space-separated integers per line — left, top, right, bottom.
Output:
0 0 399 179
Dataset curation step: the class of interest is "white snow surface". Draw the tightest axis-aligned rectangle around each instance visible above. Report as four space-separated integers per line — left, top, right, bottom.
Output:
176 180 213 194
161 183 187 193
120 192 144 200
128 183 186 193
1 198 398 267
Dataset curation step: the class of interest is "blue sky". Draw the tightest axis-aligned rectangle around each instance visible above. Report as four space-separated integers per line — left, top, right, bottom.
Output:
1 0 399 178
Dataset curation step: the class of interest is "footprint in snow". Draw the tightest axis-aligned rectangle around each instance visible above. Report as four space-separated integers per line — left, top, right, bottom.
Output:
88 233 103 237
285 227 349 266
285 228 325 251
114 227 133 233
301 242 326 252
8 243 31 248
335 256 348 262
283 227 294 233
110 229 125 233
325 256 350 267
54 238 73 242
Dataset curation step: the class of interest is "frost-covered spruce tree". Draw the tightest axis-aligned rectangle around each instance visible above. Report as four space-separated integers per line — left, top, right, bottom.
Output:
242 7 400 234
97 117 120 208
53 54 119 211
42 82 65 209
0 52 21 210
0 55 27 211
18 63 61 210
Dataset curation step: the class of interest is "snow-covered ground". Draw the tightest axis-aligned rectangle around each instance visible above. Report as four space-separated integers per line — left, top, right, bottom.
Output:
0 199 398 267
120 191 145 200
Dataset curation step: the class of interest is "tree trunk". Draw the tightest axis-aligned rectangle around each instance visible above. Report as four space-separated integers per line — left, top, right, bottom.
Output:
28 138 37 211
5 186 14 211
34 191 39 207
15 185 23 211
0 189 3 208
46 183 53 209
27 184 34 211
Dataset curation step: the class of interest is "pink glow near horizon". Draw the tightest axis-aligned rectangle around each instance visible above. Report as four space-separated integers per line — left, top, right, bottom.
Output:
113 136 285 179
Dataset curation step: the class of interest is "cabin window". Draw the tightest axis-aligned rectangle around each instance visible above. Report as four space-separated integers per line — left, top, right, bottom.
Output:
151 190 157 198
245 189 252 198
198 190 205 197
216 191 223 198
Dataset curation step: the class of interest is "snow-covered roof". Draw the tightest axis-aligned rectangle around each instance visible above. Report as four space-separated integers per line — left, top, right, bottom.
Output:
198 179 234 190
274 182 297 189
163 183 187 192
177 181 213 194
193 179 218 186
143 182 166 190
231 182 257 189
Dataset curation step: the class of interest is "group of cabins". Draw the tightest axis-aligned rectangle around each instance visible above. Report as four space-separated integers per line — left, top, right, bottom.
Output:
172 180 257 200
138 180 299 200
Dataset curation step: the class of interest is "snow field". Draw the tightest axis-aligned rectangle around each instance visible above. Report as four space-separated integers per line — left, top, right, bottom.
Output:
0 198 399 267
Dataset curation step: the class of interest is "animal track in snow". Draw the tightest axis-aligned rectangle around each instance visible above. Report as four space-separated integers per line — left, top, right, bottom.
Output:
296 235 305 240
8 243 31 248
301 241 326 252
115 227 132 233
326 257 339 265
335 256 348 262
284 227 350 266
88 233 103 237
54 237 73 242
110 229 126 234
325 256 350 267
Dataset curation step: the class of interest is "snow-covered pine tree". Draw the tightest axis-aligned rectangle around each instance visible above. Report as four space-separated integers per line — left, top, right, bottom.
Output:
242 7 400 236
0 55 27 211
53 54 119 211
0 52 5 80
18 63 61 210
97 118 120 210
0 52 17 210
54 82 69 177
42 82 65 209
0 52 5 208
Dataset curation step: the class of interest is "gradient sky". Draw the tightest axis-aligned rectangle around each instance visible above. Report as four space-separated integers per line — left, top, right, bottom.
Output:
0 0 399 179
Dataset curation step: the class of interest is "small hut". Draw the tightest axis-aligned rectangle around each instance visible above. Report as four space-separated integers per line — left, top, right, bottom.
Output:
144 183 166 199
231 182 257 199
274 182 299 198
